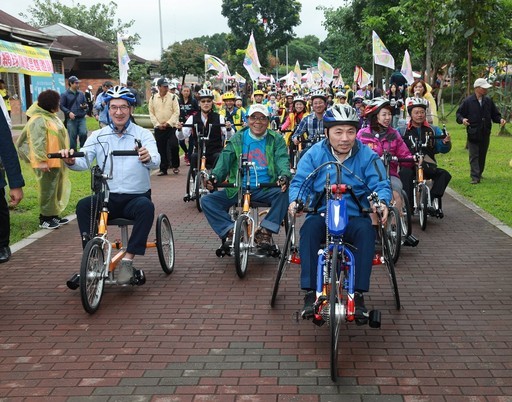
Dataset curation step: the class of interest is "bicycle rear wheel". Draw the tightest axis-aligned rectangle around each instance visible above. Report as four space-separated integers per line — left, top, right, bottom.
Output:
195 173 205 212
234 215 250 278
330 243 343 382
418 184 428 231
381 229 401 310
156 213 175 274
400 190 412 238
270 217 294 307
387 206 401 264
80 238 106 314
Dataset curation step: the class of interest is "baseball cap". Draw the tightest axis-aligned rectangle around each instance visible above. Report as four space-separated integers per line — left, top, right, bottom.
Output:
157 78 169 86
248 104 269 117
68 76 79 83
103 81 113 87
474 78 492 89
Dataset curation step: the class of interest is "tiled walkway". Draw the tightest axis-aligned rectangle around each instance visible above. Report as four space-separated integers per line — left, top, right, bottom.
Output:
1 169 511 401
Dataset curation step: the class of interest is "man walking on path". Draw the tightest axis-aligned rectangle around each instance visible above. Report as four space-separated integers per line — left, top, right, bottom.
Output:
60 76 88 150
456 78 506 184
0 111 24 263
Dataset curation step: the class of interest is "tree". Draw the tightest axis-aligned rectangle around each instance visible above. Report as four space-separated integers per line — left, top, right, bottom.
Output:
20 0 140 49
160 39 207 84
197 33 231 60
277 36 321 69
221 0 301 70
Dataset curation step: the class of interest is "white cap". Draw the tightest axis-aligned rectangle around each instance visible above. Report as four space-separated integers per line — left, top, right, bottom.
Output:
474 78 492 89
248 104 269 117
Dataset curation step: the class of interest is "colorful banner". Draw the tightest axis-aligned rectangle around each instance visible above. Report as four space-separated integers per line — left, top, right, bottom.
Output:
317 57 334 83
0 39 53 77
234 72 246 84
204 54 229 74
400 50 414 85
117 33 131 85
372 31 395 70
294 60 301 82
243 32 261 81
354 66 372 88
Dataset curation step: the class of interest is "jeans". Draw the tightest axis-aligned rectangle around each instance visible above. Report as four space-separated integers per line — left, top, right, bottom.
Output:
299 214 375 292
66 117 87 150
201 187 289 239
76 191 154 256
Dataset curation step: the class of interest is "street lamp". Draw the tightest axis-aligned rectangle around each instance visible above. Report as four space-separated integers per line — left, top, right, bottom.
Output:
158 0 164 56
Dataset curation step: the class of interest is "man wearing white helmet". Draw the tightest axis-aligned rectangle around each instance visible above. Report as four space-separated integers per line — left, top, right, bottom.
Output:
291 90 328 150
289 104 392 326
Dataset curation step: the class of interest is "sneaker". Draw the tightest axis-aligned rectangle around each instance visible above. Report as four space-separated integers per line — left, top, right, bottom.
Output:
39 219 59 230
117 259 135 285
184 155 190 166
173 168 180 174
254 227 272 249
301 290 316 319
52 217 69 226
354 292 369 326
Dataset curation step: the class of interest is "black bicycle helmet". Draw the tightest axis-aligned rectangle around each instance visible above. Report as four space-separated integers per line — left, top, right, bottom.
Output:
103 85 136 105
323 104 360 129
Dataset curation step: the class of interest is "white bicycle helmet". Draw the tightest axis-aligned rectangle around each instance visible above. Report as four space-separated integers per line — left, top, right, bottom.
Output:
310 89 327 101
362 96 390 118
323 104 359 128
293 96 306 106
198 88 214 99
406 97 429 115
103 85 136 105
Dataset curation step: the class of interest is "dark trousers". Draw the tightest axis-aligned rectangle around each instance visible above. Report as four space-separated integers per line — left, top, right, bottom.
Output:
400 165 452 209
154 127 180 172
468 135 490 180
76 191 154 256
0 187 9 247
299 214 375 293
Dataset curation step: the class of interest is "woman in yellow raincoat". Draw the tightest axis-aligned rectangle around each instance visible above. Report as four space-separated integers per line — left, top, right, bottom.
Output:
17 90 71 230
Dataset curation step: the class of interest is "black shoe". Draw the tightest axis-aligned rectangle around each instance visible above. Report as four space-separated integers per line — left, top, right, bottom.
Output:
0 246 11 263
354 292 369 326
437 208 444 219
301 290 316 319
403 235 419 247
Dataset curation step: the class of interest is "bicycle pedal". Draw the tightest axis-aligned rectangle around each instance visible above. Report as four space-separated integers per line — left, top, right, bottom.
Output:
183 195 190 202
369 310 381 328
403 235 419 247
66 273 80 290
132 269 146 286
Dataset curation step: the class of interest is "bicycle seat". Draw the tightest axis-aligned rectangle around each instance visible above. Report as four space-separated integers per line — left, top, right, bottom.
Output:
108 218 135 226
250 201 271 208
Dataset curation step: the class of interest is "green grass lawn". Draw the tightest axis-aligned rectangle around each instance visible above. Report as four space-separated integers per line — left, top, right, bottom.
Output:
6 114 512 246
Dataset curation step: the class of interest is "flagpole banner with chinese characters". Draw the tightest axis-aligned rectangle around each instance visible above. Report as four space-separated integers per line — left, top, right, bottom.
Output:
117 33 131 85
317 57 334 84
243 32 261 81
0 39 53 77
294 60 301 82
353 66 372 88
400 50 415 85
372 31 395 70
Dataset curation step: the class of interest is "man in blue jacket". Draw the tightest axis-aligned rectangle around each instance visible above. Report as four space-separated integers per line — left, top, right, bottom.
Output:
0 111 25 263
288 104 392 325
60 75 88 150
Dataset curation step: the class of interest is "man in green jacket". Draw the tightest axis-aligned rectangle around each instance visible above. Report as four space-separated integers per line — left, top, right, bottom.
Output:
201 104 291 249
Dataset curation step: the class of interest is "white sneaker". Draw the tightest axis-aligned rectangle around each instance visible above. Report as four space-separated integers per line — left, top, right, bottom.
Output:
39 220 59 230
117 259 134 285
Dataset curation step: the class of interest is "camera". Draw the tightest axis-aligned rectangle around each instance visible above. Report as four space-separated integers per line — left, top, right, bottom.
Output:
80 103 88 110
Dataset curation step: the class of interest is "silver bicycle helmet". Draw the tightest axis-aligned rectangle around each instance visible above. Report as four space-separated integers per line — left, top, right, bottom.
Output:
103 85 136 105
323 104 359 128
293 96 306 106
362 96 390 118
406 97 429 115
198 89 214 99
310 89 327 101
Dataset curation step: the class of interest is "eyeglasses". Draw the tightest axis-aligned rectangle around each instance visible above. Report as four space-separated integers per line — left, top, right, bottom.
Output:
200 99 213 103
110 105 130 112
249 115 268 122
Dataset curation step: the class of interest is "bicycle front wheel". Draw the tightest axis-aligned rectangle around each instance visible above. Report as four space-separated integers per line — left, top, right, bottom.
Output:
400 190 412 238
419 184 428 231
80 238 107 314
156 213 175 275
330 243 343 382
234 215 250 278
270 217 294 307
387 206 401 264
381 229 401 310
194 173 205 213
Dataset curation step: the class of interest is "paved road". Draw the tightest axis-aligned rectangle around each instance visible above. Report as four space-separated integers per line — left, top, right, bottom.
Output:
1 168 512 401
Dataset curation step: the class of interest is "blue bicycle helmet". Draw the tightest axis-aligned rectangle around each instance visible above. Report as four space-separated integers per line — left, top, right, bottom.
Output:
103 85 136 105
323 104 359 129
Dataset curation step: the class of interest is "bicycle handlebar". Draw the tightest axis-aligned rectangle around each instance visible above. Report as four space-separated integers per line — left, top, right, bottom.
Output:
47 152 85 158
111 150 139 156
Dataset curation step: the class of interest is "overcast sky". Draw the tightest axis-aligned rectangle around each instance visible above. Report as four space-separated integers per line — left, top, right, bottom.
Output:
2 0 338 60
